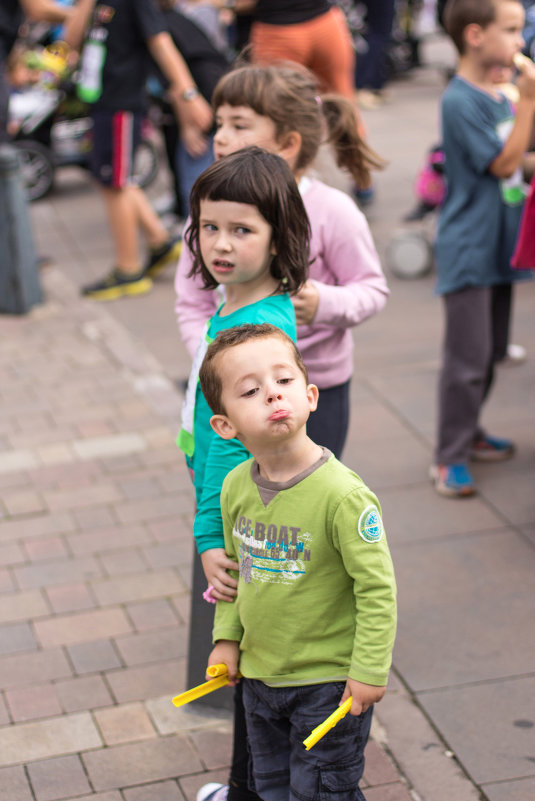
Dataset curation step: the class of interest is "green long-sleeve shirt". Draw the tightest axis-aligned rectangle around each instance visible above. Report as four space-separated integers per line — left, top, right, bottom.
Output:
213 451 397 687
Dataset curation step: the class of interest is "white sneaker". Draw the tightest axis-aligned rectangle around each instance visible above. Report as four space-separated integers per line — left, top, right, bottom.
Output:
196 784 229 801
498 343 527 366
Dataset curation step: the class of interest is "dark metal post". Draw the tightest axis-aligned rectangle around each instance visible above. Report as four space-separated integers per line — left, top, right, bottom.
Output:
0 144 42 314
187 547 233 710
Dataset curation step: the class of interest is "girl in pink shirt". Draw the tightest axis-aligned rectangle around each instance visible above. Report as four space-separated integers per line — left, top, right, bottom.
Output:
175 62 388 458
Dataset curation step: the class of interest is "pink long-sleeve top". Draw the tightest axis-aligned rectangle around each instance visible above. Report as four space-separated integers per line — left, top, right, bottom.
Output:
175 177 389 388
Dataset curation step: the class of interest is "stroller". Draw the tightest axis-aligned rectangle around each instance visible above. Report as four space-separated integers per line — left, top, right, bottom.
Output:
8 43 159 201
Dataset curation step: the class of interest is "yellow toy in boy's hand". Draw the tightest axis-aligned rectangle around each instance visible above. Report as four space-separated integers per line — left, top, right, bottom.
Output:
303 697 353 751
172 664 239 707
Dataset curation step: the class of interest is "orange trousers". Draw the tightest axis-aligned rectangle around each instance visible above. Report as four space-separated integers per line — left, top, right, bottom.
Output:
250 7 355 99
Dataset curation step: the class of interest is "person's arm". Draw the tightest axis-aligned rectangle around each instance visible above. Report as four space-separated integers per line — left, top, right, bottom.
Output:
293 190 389 328
62 0 95 51
20 0 74 24
490 60 535 178
333 489 397 715
147 31 213 155
175 242 220 358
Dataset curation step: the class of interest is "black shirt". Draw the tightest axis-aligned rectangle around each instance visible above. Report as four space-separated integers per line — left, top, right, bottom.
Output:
83 0 165 111
0 0 23 57
254 0 330 25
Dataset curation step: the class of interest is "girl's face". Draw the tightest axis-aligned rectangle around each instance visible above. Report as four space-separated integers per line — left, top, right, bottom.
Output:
199 199 277 297
213 104 282 161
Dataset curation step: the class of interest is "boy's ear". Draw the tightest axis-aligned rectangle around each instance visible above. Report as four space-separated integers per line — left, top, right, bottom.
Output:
210 414 238 440
307 383 319 413
464 23 484 49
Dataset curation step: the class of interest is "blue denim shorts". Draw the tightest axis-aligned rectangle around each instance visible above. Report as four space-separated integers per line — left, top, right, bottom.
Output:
242 679 373 801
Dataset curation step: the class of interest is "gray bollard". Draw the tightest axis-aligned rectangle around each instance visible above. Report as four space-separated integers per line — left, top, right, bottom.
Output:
187 547 233 710
0 144 42 314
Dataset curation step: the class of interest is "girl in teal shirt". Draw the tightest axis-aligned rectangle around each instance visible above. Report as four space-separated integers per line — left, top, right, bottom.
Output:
177 146 310 596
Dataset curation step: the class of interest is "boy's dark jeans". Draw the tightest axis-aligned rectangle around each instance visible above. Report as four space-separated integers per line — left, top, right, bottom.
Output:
242 679 373 801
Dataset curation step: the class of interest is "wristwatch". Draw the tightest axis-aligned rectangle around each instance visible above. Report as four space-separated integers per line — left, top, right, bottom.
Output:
181 87 200 102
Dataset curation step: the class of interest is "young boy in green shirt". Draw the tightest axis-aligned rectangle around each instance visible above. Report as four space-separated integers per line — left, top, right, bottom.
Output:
199 323 397 801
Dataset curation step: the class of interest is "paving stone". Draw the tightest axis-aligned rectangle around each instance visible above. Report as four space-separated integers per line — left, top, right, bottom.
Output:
63 794 121 801
179 771 229 801
75 420 115 438
67 639 122 675
0 711 101 767
0 542 25 566
6 683 62 722
114 495 187 525
115 627 187 667
2 489 47 516
391 531 535 688
365 784 414 801
45 583 96 614
68 525 151 556
35 608 132 648
0 590 50 625
0 451 38 473
23 537 67 561
72 433 147 461
55 675 114 713
148 517 194 544
146 696 232 737
116 475 161 501
105 660 185 704
100 549 147 576
92 569 185 606
14 555 102 589
82 734 202 790
0 512 75 543
0 568 15 592
0 764 34 800
0 694 10 726
363 741 401 786
189 728 233 770
36 443 75 466
142 541 192 571
72 506 116 530
0 648 72 689
42 483 122 513
94 702 157 746
27 755 91 801
482 777 535 801
126 599 179 632
123 780 182 801
418 676 535 784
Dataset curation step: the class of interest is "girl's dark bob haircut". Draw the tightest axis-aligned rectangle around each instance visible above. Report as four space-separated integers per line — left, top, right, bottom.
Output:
185 146 310 294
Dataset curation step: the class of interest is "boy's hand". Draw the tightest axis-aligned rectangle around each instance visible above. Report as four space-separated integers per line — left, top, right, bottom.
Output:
208 640 240 684
515 54 535 102
341 678 386 716
201 548 239 602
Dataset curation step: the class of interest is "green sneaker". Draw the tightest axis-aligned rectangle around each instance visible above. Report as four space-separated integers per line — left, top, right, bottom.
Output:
144 236 182 278
81 268 152 301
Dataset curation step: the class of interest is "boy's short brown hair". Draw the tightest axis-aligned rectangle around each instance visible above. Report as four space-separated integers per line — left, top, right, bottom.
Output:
199 324 308 416
444 0 519 53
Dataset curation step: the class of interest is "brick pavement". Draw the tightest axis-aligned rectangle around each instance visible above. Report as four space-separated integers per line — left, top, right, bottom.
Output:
0 269 413 800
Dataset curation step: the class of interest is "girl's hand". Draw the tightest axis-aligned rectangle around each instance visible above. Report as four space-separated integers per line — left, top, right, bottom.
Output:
340 679 386 716
207 640 240 684
201 548 239 602
292 281 320 325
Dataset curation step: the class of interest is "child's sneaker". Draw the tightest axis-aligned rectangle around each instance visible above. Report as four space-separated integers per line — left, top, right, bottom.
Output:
196 784 228 801
470 435 515 462
429 463 476 497
81 267 152 301
144 235 182 277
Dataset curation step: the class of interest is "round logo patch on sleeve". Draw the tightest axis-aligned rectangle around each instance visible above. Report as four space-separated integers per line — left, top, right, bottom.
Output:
358 505 383 543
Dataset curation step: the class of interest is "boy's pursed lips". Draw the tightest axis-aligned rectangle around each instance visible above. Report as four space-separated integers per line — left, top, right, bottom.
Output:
268 409 290 421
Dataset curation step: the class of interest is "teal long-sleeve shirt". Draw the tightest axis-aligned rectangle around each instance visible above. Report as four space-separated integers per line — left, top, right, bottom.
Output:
177 294 296 554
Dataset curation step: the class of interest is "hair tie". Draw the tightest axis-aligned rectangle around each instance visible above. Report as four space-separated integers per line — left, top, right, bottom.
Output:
281 276 288 285
315 95 322 107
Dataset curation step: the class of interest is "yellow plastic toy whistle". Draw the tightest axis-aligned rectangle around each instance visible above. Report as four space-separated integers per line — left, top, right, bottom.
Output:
172 664 235 707
303 697 353 750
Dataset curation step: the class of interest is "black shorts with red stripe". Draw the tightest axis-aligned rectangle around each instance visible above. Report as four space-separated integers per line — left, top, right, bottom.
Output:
89 109 143 188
